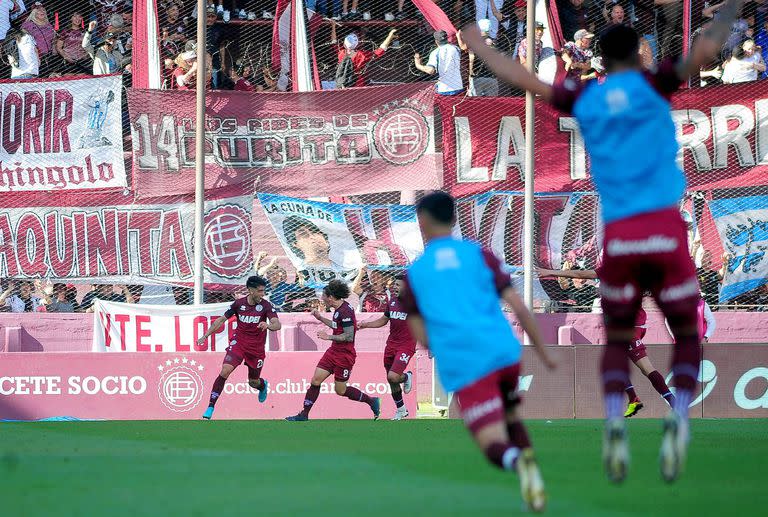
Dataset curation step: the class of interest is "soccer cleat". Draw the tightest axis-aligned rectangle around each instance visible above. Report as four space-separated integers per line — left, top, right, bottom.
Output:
624 398 644 418
371 397 381 420
391 406 409 420
603 418 629 483
258 380 269 403
285 413 308 421
403 371 413 394
660 412 689 483
516 448 546 513
202 406 214 420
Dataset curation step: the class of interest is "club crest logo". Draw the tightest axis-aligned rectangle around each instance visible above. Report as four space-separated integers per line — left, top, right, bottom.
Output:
157 356 205 412
203 204 252 279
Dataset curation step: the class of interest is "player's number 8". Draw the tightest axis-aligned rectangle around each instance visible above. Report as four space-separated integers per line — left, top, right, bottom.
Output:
343 369 349 378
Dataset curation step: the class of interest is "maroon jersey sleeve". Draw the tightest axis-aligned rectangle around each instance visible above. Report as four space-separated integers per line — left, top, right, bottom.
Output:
264 300 278 319
481 248 512 295
224 300 237 319
338 303 355 328
549 78 585 115
644 58 683 100
398 276 420 315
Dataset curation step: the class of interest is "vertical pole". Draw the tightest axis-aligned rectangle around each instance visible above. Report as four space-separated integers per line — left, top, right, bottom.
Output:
193 0 208 304
523 0 537 341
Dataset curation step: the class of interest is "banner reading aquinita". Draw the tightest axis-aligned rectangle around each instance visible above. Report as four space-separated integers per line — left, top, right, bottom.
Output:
0 195 254 284
93 300 236 353
128 84 441 199
257 193 424 287
0 75 126 192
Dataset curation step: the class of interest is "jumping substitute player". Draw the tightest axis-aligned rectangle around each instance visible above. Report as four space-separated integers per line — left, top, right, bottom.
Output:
358 274 416 420
536 267 676 417
400 192 555 513
463 0 742 482
198 276 281 420
286 279 381 421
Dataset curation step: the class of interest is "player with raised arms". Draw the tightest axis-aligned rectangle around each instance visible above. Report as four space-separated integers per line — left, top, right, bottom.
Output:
462 0 743 483
199 275 281 420
358 274 416 420
400 192 555 512
286 279 381 421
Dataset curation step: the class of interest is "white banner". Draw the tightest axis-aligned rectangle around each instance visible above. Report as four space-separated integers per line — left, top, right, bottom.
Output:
0 194 254 284
0 75 126 192
92 300 237 352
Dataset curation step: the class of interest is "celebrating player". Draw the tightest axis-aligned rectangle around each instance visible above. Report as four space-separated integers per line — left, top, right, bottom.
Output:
358 274 416 420
286 279 381 421
400 192 555 513
537 267 676 417
462 0 742 483
199 276 281 420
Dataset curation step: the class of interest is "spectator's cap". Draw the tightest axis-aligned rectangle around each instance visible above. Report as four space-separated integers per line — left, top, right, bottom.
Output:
515 0 526 8
477 18 491 34
185 40 197 52
104 31 118 41
182 50 197 61
32 1 44 8
574 29 594 41
343 33 359 50
536 21 545 30
434 30 448 44
206 6 216 14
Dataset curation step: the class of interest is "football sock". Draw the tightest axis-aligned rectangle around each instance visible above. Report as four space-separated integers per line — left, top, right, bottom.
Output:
391 387 404 408
344 386 373 405
300 384 321 417
208 375 227 407
625 384 638 402
485 442 520 471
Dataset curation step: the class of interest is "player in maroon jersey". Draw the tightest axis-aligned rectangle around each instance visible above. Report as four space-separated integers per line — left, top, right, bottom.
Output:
358 274 416 420
537 267 676 417
286 279 381 421
198 276 281 420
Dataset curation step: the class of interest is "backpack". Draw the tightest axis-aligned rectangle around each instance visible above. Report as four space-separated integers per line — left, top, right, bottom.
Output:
335 53 356 89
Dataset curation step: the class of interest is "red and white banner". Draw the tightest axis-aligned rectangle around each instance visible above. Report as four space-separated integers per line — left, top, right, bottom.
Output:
439 82 768 197
93 300 236 353
0 75 126 192
0 195 254 284
0 351 417 420
127 84 441 199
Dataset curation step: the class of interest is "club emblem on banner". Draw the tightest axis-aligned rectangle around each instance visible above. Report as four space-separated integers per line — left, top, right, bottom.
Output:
204 204 252 278
157 357 205 412
373 105 430 165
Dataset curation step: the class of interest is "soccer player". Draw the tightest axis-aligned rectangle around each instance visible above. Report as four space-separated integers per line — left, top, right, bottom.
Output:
400 192 555 512
536 267 676 417
358 274 416 420
198 276 281 420
286 279 381 421
462 1 742 483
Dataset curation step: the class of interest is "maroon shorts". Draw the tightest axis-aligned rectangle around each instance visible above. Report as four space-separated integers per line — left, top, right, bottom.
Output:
317 346 356 382
600 208 699 318
627 340 648 363
223 343 265 378
455 363 521 434
383 341 416 376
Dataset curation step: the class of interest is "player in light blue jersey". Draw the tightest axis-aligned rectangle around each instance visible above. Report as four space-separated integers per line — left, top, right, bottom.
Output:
399 192 555 513
462 0 743 484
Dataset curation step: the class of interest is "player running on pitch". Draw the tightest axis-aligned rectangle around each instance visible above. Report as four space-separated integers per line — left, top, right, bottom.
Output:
358 274 416 420
463 1 743 483
537 267 676 417
400 192 555 512
286 279 381 421
199 275 281 420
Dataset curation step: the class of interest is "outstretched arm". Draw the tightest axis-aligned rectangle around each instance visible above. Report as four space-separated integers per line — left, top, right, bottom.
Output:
462 24 553 101
358 315 389 329
536 267 598 279
677 0 744 80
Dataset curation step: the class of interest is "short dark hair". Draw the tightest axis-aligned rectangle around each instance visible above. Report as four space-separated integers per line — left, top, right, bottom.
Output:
282 216 328 260
246 275 267 289
394 273 406 281
323 279 350 300
599 24 640 69
416 191 456 225
434 30 448 44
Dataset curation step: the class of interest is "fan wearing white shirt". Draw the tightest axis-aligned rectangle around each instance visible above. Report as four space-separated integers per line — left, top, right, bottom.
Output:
722 39 766 83
414 30 464 96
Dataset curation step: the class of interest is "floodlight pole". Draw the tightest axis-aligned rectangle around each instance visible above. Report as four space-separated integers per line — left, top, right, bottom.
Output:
523 0 537 342
193 0 208 304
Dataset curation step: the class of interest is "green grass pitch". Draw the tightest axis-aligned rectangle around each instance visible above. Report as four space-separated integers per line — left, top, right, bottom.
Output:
2 419 765 516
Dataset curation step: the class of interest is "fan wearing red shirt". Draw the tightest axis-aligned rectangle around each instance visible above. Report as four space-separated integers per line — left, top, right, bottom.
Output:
198 276 281 420
331 22 398 88
358 274 417 420
286 279 381 421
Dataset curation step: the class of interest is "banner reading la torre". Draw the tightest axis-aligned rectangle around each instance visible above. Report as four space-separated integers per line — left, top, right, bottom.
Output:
0 75 126 192
439 81 768 196
128 84 441 198
0 195 254 284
